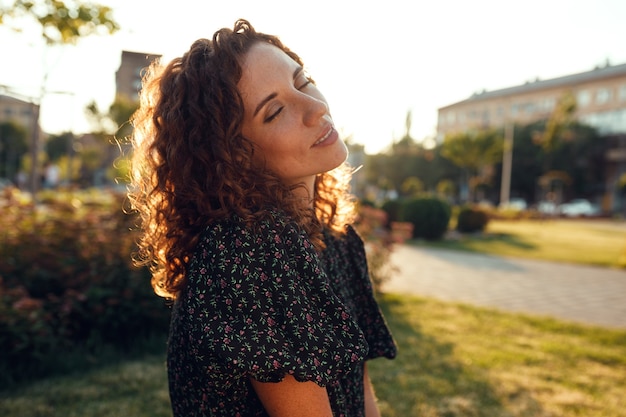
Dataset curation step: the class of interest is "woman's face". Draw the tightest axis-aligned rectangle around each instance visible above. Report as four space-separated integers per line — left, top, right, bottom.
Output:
238 42 348 193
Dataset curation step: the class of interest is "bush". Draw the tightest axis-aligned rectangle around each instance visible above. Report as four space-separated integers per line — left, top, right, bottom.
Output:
400 197 451 240
381 199 403 228
456 206 490 233
0 188 170 388
353 204 398 293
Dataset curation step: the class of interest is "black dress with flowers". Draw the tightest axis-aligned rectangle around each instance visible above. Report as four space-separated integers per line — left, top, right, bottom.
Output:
167 211 397 417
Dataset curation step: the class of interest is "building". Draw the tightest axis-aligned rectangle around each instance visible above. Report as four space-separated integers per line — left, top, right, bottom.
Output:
437 62 626 139
115 50 162 100
437 62 626 211
0 93 48 188
0 94 37 131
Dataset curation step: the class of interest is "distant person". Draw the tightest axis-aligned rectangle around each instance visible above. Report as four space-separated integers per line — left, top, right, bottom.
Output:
43 162 60 189
129 19 396 417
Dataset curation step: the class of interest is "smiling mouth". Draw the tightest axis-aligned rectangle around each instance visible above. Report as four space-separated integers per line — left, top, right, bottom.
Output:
314 127 334 146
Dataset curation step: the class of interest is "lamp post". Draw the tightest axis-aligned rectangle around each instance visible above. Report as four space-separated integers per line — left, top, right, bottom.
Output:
499 120 514 205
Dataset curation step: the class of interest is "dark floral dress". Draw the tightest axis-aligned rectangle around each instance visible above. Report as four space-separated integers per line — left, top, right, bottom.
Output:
167 211 397 416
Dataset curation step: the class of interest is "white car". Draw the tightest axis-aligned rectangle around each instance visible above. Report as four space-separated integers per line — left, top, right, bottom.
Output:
499 197 527 211
557 199 600 217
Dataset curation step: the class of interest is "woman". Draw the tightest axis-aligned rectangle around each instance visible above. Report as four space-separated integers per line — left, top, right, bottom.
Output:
130 19 396 417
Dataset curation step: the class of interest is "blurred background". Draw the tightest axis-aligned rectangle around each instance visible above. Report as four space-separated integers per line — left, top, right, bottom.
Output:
1 1 626 416
2 0 626 212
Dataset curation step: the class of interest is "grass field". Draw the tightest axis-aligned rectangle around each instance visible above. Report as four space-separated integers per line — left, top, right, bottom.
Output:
421 218 626 268
1 294 625 417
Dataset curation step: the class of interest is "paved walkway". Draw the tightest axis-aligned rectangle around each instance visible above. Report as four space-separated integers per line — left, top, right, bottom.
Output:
383 245 626 329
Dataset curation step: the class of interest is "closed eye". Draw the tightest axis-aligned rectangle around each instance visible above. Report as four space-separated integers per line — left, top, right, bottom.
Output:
264 106 284 123
297 79 312 90
295 67 313 90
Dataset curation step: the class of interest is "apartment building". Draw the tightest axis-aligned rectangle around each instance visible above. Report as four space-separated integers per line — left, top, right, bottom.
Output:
0 94 36 130
115 50 162 100
437 62 626 139
437 62 626 211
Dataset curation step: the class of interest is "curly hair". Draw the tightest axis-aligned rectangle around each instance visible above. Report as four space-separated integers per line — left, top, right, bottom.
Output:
129 19 356 299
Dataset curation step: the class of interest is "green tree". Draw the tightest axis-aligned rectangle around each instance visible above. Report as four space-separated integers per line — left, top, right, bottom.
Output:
0 0 120 193
85 94 139 184
0 121 28 180
441 128 504 202
45 131 74 162
505 119 603 204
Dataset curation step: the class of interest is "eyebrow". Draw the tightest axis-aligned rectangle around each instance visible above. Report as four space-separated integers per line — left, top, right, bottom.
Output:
252 66 304 118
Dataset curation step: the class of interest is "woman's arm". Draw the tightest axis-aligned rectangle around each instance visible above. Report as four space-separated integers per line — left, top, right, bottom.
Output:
363 364 382 417
250 374 333 417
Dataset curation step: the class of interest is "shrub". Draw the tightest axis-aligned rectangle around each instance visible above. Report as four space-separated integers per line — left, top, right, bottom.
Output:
353 203 398 293
400 197 451 240
381 199 403 228
456 206 490 233
0 188 170 388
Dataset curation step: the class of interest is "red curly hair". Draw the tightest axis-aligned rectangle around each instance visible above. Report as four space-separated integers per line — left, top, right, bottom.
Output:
129 19 355 299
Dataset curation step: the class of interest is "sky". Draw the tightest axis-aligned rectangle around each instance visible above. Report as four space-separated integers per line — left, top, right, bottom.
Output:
2 0 626 154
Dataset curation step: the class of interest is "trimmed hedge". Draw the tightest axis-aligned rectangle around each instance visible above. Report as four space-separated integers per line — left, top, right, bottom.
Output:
456 206 490 233
399 197 451 240
0 188 170 388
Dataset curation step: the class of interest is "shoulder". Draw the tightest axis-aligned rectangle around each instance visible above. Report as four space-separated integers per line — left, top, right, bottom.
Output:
324 224 365 256
201 209 307 247
190 209 316 272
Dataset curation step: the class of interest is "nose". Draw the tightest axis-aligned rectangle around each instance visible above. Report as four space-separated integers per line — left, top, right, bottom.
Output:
301 94 329 127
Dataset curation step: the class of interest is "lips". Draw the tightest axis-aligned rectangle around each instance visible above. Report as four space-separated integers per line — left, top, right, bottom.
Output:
313 126 336 147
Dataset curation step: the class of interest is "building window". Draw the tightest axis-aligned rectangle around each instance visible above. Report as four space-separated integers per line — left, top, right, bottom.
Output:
620 85 626 102
446 111 455 124
543 98 555 112
577 90 591 107
596 88 612 105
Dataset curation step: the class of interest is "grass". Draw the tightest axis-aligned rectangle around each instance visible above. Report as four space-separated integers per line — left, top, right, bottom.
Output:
369 294 626 417
2 295 625 417
419 218 626 268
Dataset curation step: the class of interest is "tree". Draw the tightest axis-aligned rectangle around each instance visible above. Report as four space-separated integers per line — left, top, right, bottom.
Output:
441 128 504 202
0 1 120 193
506 120 603 204
532 92 577 171
85 94 139 185
45 131 73 162
0 121 29 181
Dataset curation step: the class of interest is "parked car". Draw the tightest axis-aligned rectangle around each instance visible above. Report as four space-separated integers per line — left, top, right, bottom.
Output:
499 197 527 211
536 200 558 215
0 178 13 190
557 199 600 217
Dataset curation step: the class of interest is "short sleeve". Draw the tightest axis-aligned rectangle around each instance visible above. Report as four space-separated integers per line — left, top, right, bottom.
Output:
181 216 368 387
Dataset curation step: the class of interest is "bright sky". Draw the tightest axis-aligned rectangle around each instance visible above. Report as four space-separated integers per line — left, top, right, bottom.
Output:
2 0 626 154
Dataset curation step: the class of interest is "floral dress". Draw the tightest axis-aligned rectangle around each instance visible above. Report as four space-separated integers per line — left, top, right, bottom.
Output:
167 211 397 416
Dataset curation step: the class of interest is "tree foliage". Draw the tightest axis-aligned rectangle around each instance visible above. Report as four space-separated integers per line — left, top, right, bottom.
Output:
441 128 504 174
45 131 73 162
0 0 119 44
0 121 29 179
482 118 605 204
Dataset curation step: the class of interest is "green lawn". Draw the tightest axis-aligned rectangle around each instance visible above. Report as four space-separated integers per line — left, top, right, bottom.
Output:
420 218 626 268
369 294 626 417
2 294 625 417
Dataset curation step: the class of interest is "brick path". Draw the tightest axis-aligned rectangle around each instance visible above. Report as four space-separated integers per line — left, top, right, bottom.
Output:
383 245 626 329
